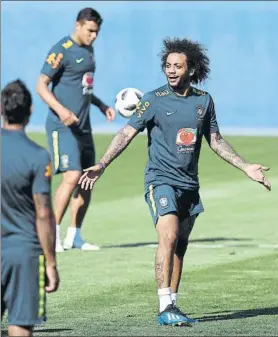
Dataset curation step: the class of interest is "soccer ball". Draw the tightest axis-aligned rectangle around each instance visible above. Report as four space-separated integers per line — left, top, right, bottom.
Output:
115 88 144 118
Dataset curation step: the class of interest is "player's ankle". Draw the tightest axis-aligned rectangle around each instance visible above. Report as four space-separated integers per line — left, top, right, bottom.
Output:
66 227 77 239
171 292 178 306
158 287 172 312
56 224 61 240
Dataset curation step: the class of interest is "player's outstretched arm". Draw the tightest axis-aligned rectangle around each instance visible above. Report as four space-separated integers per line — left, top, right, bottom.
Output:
79 124 138 190
34 193 60 292
209 131 271 191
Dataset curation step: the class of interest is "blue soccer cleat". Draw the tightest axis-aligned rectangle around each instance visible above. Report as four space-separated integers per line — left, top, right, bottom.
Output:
173 305 199 324
157 304 198 326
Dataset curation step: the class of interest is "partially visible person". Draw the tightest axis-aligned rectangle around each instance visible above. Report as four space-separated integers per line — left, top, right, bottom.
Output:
1 79 59 336
37 7 115 252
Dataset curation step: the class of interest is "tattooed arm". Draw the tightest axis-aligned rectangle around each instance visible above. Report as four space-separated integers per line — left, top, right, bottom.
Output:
79 125 139 190
209 132 249 171
100 125 138 167
208 132 271 190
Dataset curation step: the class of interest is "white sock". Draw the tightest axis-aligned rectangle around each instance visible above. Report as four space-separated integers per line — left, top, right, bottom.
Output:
66 227 77 241
171 292 178 306
158 287 172 313
56 225 61 242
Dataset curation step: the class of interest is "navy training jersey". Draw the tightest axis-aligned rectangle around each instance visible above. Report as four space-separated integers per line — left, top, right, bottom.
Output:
41 36 96 134
128 85 219 191
1 129 52 252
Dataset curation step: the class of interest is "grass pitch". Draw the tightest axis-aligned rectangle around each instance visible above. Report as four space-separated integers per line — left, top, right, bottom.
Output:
2 133 278 336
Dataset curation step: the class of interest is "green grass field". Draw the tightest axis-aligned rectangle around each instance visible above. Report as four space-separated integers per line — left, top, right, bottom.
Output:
2 133 278 336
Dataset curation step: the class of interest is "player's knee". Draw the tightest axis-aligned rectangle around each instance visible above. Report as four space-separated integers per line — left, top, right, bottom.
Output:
159 230 178 250
8 325 33 337
72 185 92 199
175 237 189 259
63 170 81 186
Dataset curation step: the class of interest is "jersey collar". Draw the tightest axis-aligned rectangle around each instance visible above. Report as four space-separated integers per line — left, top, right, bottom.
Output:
167 84 194 98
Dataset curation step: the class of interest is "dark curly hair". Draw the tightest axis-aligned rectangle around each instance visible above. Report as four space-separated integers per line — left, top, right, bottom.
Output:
160 37 210 84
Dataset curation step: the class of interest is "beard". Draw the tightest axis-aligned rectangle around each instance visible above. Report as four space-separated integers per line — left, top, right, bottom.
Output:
168 70 191 89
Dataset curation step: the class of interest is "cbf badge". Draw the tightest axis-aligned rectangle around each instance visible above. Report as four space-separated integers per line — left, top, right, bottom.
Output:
61 154 69 169
196 104 205 119
159 196 168 209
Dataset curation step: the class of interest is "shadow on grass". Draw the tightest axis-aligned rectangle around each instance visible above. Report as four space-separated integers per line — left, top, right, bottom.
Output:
1 328 72 336
34 328 73 333
104 237 252 249
197 307 278 322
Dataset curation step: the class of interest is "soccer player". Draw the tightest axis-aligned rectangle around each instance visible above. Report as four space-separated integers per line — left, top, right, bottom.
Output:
78 38 271 326
1 79 59 336
37 7 115 252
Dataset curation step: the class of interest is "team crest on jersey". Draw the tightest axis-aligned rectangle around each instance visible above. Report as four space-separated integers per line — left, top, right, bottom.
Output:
196 104 206 119
82 72 94 95
44 163 52 178
61 155 69 169
159 196 168 208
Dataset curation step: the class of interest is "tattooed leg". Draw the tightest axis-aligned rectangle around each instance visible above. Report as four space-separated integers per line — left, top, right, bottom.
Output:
155 214 179 288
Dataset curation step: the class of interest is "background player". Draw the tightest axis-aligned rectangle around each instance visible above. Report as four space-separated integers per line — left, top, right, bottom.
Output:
1 79 59 336
37 7 115 252
78 37 271 326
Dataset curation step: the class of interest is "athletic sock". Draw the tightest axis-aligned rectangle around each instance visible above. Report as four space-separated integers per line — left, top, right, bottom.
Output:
158 287 172 313
56 224 61 242
171 292 178 306
66 227 77 242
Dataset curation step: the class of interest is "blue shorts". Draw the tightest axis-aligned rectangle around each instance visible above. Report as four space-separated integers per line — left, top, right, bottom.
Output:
46 128 95 174
145 184 204 225
1 249 46 326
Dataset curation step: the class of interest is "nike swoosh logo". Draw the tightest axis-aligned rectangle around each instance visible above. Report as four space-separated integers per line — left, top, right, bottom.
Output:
76 58 84 63
166 111 176 116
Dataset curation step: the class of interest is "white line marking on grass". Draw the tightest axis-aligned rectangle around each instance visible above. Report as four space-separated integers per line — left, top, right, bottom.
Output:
146 243 278 249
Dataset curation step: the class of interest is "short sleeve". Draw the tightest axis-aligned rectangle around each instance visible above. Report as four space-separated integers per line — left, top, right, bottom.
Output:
32 149 52 195
128 93 156 132
40 42 66 79
203 95 219 139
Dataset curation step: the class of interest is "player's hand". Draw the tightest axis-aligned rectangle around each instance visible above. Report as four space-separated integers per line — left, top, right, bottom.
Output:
244 164 271 191
60 109 79 126
78 163 105 190
104 106 116 122
45 265 59 293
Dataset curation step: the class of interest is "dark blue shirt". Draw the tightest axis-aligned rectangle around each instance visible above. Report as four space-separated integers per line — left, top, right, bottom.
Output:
1 129 51 252
41 36 96 134
128 85 219 192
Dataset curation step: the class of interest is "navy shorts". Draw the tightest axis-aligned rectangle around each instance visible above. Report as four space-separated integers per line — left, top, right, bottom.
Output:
145 184 204 225
46 128 95 175
1 250 46 326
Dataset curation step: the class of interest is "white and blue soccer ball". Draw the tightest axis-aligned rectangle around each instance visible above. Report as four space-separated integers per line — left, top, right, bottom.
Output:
115 87 144 118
